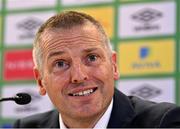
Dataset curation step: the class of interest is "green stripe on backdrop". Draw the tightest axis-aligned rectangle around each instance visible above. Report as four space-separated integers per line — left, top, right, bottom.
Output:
176 0 180 105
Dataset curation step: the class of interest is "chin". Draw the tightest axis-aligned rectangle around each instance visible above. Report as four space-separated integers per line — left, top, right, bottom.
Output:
77 105 105 118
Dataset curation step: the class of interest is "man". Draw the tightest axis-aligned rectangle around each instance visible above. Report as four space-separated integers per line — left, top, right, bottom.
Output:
14 11 180 128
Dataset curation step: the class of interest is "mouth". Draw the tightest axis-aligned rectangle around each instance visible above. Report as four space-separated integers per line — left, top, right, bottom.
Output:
68 87 98 97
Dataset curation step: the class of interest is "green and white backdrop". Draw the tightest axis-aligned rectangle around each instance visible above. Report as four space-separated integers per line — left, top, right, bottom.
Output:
0 0 179 127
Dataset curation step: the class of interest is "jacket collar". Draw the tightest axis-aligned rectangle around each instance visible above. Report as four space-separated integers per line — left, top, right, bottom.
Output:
39 109 60 128
107 88 136 128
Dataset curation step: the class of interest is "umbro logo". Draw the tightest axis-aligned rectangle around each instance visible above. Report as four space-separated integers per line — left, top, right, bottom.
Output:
132 8 162 24
17 17 43 39
130 84 161 99
131 8 163 31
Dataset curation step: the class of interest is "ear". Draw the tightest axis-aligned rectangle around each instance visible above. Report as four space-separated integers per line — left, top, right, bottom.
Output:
111 51 119 80
33 67 47 96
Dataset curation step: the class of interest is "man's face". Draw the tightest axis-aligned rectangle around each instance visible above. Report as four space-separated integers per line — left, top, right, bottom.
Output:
34 24 119 121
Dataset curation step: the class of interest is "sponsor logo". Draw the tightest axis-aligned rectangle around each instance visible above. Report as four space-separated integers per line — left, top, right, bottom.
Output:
17 17 42 39
132 47 160 69
130 84 161 99
4 49 34 80
140 47 149 59
117 78 175 103
131 8 163 31
118 1 175 38
118 39 175 75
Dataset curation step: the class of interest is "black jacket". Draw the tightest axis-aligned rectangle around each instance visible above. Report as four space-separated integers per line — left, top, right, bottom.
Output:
14 88 180 128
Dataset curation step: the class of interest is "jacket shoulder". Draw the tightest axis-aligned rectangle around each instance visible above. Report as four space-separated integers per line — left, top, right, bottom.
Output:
129 96 180 127
13 109 59 128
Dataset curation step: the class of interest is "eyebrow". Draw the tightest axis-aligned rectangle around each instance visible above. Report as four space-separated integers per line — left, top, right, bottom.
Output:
83 48 99 53
47 51 65 60
47 47 100 60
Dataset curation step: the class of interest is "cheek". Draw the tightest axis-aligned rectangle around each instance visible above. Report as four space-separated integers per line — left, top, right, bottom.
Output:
54 73 69 87
94 64 114 80
91 65 115 97
94 65 114 101
45 73 69 95
44 74 69 107
94 64 115 92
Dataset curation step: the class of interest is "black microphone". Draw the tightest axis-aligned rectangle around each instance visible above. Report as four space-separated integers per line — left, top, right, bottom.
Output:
0 93 31 105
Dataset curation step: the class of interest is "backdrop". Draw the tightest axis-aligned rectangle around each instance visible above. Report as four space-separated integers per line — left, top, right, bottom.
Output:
0 0 179 128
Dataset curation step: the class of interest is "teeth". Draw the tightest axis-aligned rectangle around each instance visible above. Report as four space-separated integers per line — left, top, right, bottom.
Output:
72 89 94 96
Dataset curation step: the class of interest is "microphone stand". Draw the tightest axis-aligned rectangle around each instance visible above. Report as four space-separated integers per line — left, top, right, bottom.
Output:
0 97 16 102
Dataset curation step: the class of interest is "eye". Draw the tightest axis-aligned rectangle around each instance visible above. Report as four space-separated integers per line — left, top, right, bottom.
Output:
87 54 97 62
85 54 101 66
54 60 69 69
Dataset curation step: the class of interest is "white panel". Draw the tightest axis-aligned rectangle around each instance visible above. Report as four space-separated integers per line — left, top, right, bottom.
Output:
7 0 56 10
117 78 175 103
5 11 56 46
61 0 113 6
0 0 2 10
1 84 53 119
118 1 176 38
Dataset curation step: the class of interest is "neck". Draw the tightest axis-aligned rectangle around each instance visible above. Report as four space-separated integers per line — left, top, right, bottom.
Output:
60 99 114 128
62 114 102 128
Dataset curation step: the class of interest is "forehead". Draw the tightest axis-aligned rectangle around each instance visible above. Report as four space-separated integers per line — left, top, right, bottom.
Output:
42 23 103 41
40 24 106 52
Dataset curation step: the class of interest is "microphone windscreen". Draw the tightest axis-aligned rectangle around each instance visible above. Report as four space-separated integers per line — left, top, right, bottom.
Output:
15 93 31 105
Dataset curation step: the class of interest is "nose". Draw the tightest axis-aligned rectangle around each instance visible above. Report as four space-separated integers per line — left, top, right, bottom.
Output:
70 62 88 83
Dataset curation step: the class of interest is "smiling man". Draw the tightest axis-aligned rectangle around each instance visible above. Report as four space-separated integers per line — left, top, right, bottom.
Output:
14 11 180 128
